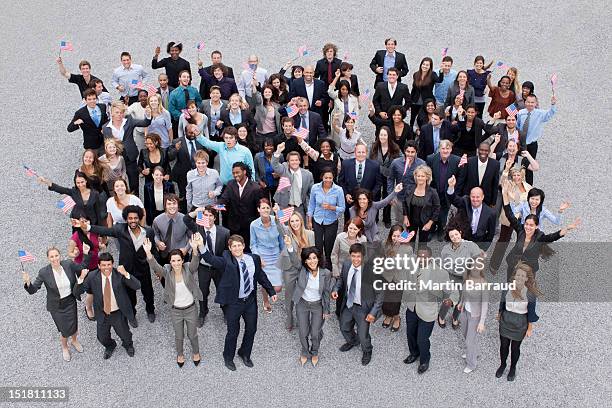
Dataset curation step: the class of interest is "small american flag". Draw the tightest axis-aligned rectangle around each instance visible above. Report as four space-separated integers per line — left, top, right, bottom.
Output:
495 61 509 71
397 230 415 244
459 154 468 167
196 41 205 51
458 89 465 99
145 84 158 96
212 204 227 211
277 207 294 224
59 41 73 51
359 88 371 103
196 212 210 228
302 47 311 57
18 250 35 263
441 47 449 58
24 165 38 177
505 103 518 117
286 105 299 118
277 176 291 191
342 52 350 61
349 111 358 120
181 109 191 119
294 127 309 139
56 196 76 215
550 73 558 89
297 45 306 57
130 80 143 89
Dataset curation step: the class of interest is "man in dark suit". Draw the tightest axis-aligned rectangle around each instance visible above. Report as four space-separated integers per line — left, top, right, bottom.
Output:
372 68 411 119
199 234 276 371
73 253 141 360
157 73 174 110
427 140 461 239
167 124 207 212
332 243 383 366
288 65 329 122
281 98 327 148
338 142 383 220
67 88 108 152
456 142 500 207
199 50 235 99
85 206 157 325
369 38 410 86
217 162 262 251
184 205 230 327
418 109 457 160
446 176 497 251
314 43 343 87
483 113 524 157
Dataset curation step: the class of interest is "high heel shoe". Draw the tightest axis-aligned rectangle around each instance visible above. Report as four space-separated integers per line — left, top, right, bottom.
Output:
382 316 392 328
390 317 401 332
299 356 308 367
177 356 185 368
311 356 319 367
193 354 201 366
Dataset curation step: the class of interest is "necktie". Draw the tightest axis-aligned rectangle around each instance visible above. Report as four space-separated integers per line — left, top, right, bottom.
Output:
346 268 357 308
91 108 100 126
241 260 251 297
300 115 308 129
357 162 363 184
162 91 168 108
522 111 531 139
183 87 190 107
103 276 112 315
205 230 214 254
471 208 479 234
190 140 197 167
163 218 174 255
327 62 333 84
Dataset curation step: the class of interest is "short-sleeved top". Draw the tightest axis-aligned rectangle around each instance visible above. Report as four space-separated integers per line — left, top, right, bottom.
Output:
488 88 516 119
106 195 144 224
69 73 107 97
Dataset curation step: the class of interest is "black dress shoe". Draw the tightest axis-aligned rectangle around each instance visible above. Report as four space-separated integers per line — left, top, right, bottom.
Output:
495 364 507 378
417 363 429 374
437 316 446 329
361 352 372 366
147 313 156 323
403 354 419 364
193 358 201 366
129 317 138 328
224 359 236 371
177 360 184 368
339 342 356 352
507 367 516 381
237 352 254 368
126 346 135 357
103 346 116 360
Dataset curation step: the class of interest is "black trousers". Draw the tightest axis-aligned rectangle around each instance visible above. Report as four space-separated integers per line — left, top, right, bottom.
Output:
374 180 392 224
175 175 188 213
313 220 338 270
405 307 435 365
339 304 373 353
500 335 522 368
524 141 538 185
198 263 221 316
223 293 258 361
125 160 139 197
409 103 421 128
96 310 133 350
127 261 155 315
407 224 431 243
475 102 486 119
490 224 514 272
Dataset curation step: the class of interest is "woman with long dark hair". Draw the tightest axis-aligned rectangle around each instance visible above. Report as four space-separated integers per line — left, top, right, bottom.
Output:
350 184 402 242
445 70 475 110
368 103 414 148
268 73 290 105
410 57 444 127
370 127 401 227
467 56 494 118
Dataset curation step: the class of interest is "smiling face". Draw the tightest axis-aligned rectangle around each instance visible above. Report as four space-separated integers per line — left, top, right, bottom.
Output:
414 170 427 186
321 171 333 186
354 144 366 162
263 87 273 100
229 94 241 110
47 248 61 266
345 118 355 131
85 93 97 108
357 193 369 210
289 213 302 232
179 71 190 87
439 143 451 159
165 199 178 216
499 77 511 90
195 158 207 173
237 127 248 141
385 39 396 53
210 88 221 102
506 115 517 129
420 60 431 73
469 188 484 208
478 144 490 162
75 176 88 191
513 268 528 286
391 230 401 243
232 166 246 183
213 67 223 80
82 150 94 166
529 195 541 209
258 202 271 218
111 106 124 121
169 46 181 59
272 78 280 89
457 71 468 86
474 59 484 70
507 140 518 155
105 141 117 156
298 100 309 114
347 222 360 239
378 129 389 144
404 146 417 161
448 229 462 244
121 55 131 69
425 101 436 113
152 168 164 183
350 251 362 268
126 212 140 230
229 240 245 258
320 141 331 156
169 254 183 271
187 104 197 116
99 260 113 276
391 109 403 123
79 63 91 76
387 70 398 84
211 52 222 65
113 180 127 196
158 75 168 89
305 252 319 271
303 66 314 83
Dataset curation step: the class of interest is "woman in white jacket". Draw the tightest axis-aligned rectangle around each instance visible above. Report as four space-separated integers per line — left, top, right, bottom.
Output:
328 70 360 144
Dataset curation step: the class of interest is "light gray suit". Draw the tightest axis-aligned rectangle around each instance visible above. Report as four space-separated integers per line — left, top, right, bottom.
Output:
271 153 314 219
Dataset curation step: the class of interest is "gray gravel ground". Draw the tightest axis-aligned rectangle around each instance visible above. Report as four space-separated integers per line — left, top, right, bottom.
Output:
1 1 611 407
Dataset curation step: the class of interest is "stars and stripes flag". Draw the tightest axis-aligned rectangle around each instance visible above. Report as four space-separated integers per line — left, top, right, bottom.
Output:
349 111 358 120
24 165 38 177
342 52 350 61
359 88 371 103
294 127 309 139
277 207 294 224
181 108 191 119
397 230 415 244
145 84 158 96
505 103 518 117
130 79 143 89
56 196 76 215
196 211 210 228
18 250 36 263
196 41 205 51
285 104 299 118
212 204 226 211
550 73 558 89
277 176 291 191
495 61 509 71
459 154 468 167
59 41 73 51
441 47 449 58
458 89 465 99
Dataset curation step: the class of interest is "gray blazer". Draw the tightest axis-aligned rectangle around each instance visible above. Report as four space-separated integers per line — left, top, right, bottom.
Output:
292 265 333 314
459 282 490 326
277 221 316 281
271 153 314 211
349 191 397 242
147 256 203 306
253 91 281 134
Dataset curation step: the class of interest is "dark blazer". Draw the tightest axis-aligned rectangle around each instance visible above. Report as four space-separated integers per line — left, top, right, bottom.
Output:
410 72 444 104
67 104 108 150
24 256 90 312
288 78 329 117
369 50 409 85
103 116 152 163
338 158 383 198
197 68 238 100
73 268 141 322
48 183 104 226
335 74 360 96
143 181 175 225
157 86 175 109
447 191 497 250
199 65 235 99
200 250 275 305
89 224 156 275
292 267 333 314
166 136 206 181
287 111 327 148
418 121 457 160
426 153 461 207
372 81 411 114
219 109 256 136
456 157 500 206
452 117 493 156
183 213 230 257
368 115 414 149
137 147 171 181
484 124 525 157
314 57 343 86
402 185 440 226
217 179 262 232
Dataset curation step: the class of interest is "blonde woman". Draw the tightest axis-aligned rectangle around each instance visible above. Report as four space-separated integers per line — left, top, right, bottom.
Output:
506 67 522 103
99 138 127 192
402 165 440 243
146 93 173 148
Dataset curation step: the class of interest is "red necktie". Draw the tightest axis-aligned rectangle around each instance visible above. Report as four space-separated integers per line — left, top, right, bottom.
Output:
327 62 332 84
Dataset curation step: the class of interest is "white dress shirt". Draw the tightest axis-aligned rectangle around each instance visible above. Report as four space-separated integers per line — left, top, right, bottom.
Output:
302 271 321 302
505 287 529 314
106 119 127 141
238 179 248 197
305 82 315 106
478 159 488 185
388 82 397 98
347 264 362 306
52 266 72 299
199 225 217 266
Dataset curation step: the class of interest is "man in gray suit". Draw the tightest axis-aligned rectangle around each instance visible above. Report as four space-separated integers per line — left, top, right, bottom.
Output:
332 243 383 366
272 142 314 220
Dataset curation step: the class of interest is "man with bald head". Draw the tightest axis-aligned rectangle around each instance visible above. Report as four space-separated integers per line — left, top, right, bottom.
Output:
455 142 500 207
288 64 329 124
446 175 496 250
237 55 268 107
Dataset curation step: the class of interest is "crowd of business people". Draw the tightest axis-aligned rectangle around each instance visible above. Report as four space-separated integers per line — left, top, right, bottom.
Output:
21 39 581 381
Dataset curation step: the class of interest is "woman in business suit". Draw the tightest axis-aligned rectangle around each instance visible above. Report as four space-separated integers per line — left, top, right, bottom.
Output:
410 57 444 127
368 103 414 148
143 166 175 226
350 184 402 242
138 133 171 187
253 84 281 147
22 245 91 361
369 127 401 227
276 207 315 331
444 70 475 110
284 246 332 367
328 72 360 143
402 165 440 243
144 236 202 367
452 105 491 157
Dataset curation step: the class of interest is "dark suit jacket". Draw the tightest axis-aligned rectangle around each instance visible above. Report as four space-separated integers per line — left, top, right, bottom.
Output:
67 104 108 150
48 183 104 226
143 181 175 224
102 116 152 163
410 71 444 104
288 78 329 117
89 224 156 275
372 81 411 114
286 111 327 147
219 109 256 136
335 74 360 96
456 157 500 206
402 185 440 226
24 256 90 312
314 57 343 86
418 121 457 160
338 158 383 198
426 153 461 207
183 213 230 257
166 136 206 180
452 117 494 156
200 250 274 305
484 124 525 157
73 268 141 322
217 179 262 232
447 191 497 250
199 65 235 99
369 50 409 85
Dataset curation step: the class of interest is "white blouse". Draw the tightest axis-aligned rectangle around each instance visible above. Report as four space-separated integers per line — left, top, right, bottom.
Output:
106 195 144 224
302 271 321 302
505 287 529 314
174 281 194 308
52 267 72 299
